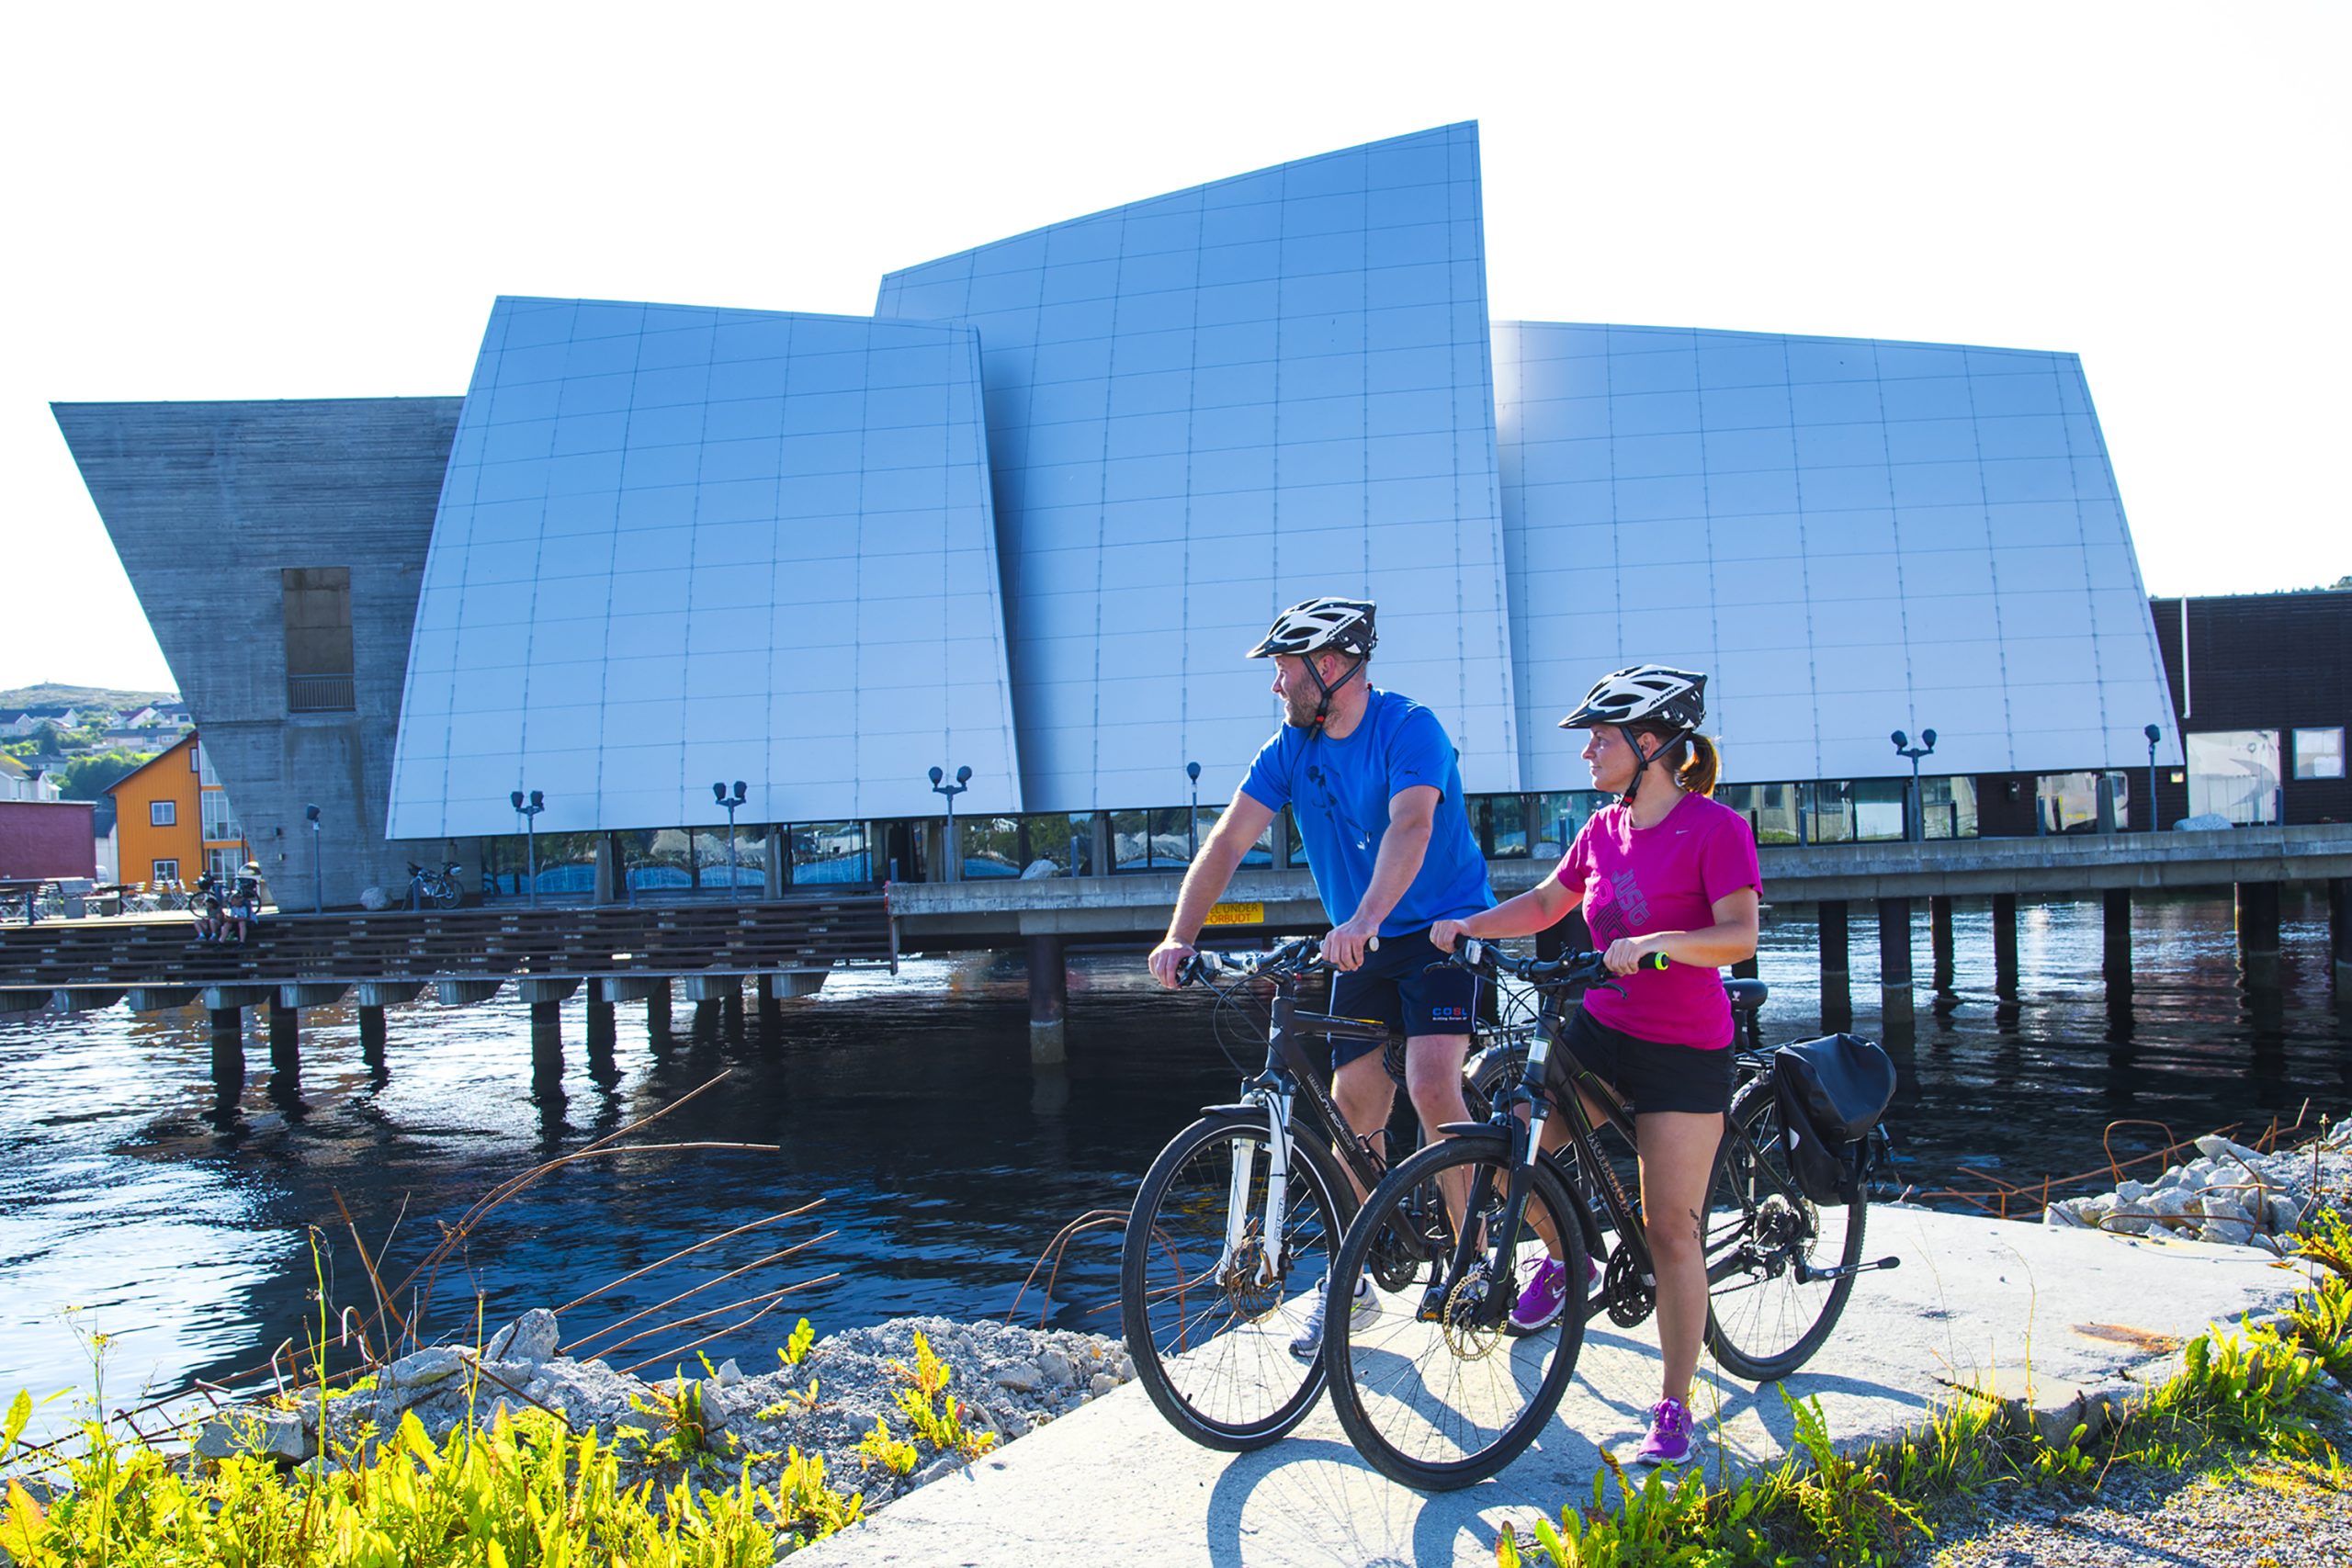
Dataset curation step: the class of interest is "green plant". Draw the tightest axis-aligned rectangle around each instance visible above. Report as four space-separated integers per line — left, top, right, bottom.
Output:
755 1377 821 1423
619 1372 730 1472
887 1331 999 1461
778 1318 816 1367
852 1416 918 1477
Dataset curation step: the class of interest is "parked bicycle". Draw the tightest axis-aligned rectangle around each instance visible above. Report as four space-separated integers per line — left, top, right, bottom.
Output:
404 861 464 909
1320 938 1898 1489
1121 936 1525 1451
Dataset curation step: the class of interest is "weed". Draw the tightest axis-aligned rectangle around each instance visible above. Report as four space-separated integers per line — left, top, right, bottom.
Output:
852 1416 919 1477
756 1377 822 1422
778 1316 817 1367
887 1330 1000 1462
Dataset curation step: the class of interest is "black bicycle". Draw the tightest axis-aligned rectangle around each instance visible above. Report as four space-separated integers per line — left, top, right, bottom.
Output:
1322 939 1896 1489
404 861 463 909
1121 936 1502 1451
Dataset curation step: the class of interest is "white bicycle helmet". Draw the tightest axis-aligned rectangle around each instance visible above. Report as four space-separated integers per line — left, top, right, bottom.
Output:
1246 596 1376 734
1245 596 1377 661
1557 665 1707 734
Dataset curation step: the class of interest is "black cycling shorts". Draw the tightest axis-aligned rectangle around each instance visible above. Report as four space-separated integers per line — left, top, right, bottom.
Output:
1548 1006 1734 1118
1327 927 1479 1069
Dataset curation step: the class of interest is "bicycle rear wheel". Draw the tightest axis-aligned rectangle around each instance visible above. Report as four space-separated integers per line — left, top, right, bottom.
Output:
1703 1080 1867 1382
1120 1114 1346 1450
1325 1133 1587 1490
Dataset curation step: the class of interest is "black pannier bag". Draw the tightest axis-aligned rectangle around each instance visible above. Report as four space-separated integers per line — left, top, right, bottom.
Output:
1770 1032 1897 1206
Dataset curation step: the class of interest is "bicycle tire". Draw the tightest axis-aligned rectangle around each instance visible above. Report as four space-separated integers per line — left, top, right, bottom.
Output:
430 881 461 909
1120 1114 1349 1450
1325 1131 1588 1490
1702 1077 1867 1382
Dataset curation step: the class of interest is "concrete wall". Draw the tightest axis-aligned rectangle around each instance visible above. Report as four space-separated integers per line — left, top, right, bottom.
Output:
0 800 97 879
54 398 464 908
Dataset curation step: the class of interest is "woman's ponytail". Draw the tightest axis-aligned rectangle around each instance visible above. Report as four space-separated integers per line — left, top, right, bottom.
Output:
1679 734 1721 797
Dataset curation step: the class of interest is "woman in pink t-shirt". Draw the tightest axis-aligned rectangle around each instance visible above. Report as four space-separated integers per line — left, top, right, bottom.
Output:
1431 665 1760 1469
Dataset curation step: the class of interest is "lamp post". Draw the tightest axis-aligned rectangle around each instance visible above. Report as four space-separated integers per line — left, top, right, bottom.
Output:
304 803 322 913
928 764 971 882
1890 728 1937 842
509 789 545 908
712 780 747 897
2143 723 2162 833
1185 761 1202 860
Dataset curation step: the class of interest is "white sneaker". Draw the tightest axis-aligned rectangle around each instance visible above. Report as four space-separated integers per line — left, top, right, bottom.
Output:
1290 1274 1379 1359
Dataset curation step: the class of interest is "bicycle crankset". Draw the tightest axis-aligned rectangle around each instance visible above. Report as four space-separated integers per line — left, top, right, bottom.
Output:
1603 1245 1656 1328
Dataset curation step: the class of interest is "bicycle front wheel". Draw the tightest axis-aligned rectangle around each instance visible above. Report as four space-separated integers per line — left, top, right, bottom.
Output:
1326 1133 1587 1490
1703 1081 1868 1382
1120 1115 1346 1450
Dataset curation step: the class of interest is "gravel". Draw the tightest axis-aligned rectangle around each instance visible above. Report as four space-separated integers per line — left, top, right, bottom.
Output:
190 1310 1132 1519
2041 1114 2352 1253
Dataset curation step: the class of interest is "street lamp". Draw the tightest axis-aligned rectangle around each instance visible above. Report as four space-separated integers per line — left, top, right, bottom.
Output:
1890 728 1938 843
1185 761 1202 860
510 789 545 908
304 803 322 913
2143 723 2163 833
712 780 747 897
928 764 971 882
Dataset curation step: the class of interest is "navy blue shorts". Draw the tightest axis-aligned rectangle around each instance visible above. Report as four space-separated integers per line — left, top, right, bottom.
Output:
1327 927 1480 1068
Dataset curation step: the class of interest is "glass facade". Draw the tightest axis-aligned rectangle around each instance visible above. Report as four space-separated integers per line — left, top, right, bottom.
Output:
1493 322 2177 790
877 122 1521 809
389 299 1021 840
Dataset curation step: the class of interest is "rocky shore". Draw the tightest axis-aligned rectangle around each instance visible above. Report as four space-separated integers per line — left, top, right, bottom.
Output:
195 1311 1132 1515
2041 1113 2352 1248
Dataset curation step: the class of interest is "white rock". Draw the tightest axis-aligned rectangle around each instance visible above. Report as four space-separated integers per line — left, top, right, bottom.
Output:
382 1346 467 1391
357 886 391 911
2147 1188 2197 1219
1089 1373 1119 1396
2115 1179 2152 1202
2199 1219 2255 1247
2195 1134 2266 1167
1035 1348 1074 1385
485 1309 560 1366
194 1410 309 1463
715 1358 744 1387
993 1361 1044 1393
2107 1214 2154 1236
2042 1203 2086 1228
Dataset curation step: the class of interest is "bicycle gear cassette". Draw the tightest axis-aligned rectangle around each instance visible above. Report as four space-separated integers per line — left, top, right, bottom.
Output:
1604 1245 1656 1328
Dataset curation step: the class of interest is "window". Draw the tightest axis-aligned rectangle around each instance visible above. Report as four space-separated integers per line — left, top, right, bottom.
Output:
2293 728 2345 780
188 744 201 773
150 799 176 827
200 789 240 843
2186 730 2281 824
282 567 356 712
206 846 242 882
151 858 179 884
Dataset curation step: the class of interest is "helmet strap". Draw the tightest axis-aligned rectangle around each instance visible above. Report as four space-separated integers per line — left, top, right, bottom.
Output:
1304 651 1365 737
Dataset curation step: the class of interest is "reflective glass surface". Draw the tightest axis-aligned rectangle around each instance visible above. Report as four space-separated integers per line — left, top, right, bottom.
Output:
1495 322 2177 786
877 124 1520 809
390 299 1021 837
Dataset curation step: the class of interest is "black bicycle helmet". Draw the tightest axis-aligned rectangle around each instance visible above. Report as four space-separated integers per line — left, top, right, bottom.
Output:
1557 665 1707 735
1245 596 1377 661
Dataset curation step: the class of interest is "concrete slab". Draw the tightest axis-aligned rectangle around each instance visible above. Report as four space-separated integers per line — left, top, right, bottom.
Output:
589 976 666 1005
125 987 201 1011
789 1208 2309 1568
0 989 52 1013
353 981 423 1008
434 979 503 1007
278 983 349 1008
514 976 580 1005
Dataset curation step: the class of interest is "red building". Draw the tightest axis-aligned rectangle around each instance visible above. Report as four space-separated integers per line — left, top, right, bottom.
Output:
0 799 98 879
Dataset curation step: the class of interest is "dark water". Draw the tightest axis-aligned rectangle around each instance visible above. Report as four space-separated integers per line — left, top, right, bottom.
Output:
2 887 2346 1442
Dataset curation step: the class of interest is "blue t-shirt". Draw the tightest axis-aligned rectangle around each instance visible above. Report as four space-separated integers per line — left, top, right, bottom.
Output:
1239 688 1492 936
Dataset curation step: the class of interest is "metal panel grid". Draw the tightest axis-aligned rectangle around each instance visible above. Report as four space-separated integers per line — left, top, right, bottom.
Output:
877 123 1520 809
389 299 1020 838
1495 322 2180 787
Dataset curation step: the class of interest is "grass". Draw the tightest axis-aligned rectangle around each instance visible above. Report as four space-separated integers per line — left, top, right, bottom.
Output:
0 1316 998 1565
1498 1205 2352 1568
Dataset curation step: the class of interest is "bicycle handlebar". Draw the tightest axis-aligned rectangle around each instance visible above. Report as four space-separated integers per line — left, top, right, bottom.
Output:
1178 932 1377 987
1442 938 1669 986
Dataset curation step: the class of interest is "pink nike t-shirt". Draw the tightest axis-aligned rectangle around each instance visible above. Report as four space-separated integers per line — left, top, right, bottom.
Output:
1554 791 1762 1049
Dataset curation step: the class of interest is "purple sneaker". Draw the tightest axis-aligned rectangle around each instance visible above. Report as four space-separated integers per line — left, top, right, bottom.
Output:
1632 1397 1695 1466
1509 1250 1603 1332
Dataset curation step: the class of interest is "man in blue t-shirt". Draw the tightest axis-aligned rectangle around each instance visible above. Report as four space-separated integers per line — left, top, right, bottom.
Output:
1148 596 1494 1352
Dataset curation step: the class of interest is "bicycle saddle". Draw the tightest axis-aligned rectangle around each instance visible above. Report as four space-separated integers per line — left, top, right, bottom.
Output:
1724 978 1769 1013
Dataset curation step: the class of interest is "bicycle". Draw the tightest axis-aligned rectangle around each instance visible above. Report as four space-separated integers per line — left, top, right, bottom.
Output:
404 861 463 909
1321 939 1897 1489
1120 935 1493 1451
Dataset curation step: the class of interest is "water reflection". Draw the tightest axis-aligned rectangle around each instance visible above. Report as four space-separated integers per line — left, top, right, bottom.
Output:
0 890 2344 1441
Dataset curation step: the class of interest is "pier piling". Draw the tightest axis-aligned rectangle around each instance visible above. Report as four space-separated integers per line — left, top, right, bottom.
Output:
1991 893 2019 1000
585 998 617 1082
721 984 745 1037
1028 934 1068 1066
358 1005 387 1066
647 983 672 1043
1928 896 1955 995
1877 897 1914 1023
530 1000 564 1083
2236 881 2283 990
267 1000 300 1082
2103 888 2134 1000
1818 900 1851 1032
209 1008 244 1105
754 974 782 1048
2330 877 2350 994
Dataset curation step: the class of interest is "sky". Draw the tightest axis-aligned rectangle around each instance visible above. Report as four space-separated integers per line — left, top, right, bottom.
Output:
3 1 2345 694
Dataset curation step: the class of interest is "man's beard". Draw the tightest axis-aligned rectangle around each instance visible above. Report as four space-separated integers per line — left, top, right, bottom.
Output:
1281 692 1320 728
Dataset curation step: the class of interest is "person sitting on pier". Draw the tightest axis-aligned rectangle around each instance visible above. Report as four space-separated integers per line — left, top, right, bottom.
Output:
1148 595 1494 1359
188 872 225 944
226 862 265 944
1431 663 1759 1470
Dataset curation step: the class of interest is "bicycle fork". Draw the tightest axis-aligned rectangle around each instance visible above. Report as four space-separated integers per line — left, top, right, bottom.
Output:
1217 1089 1296 1289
